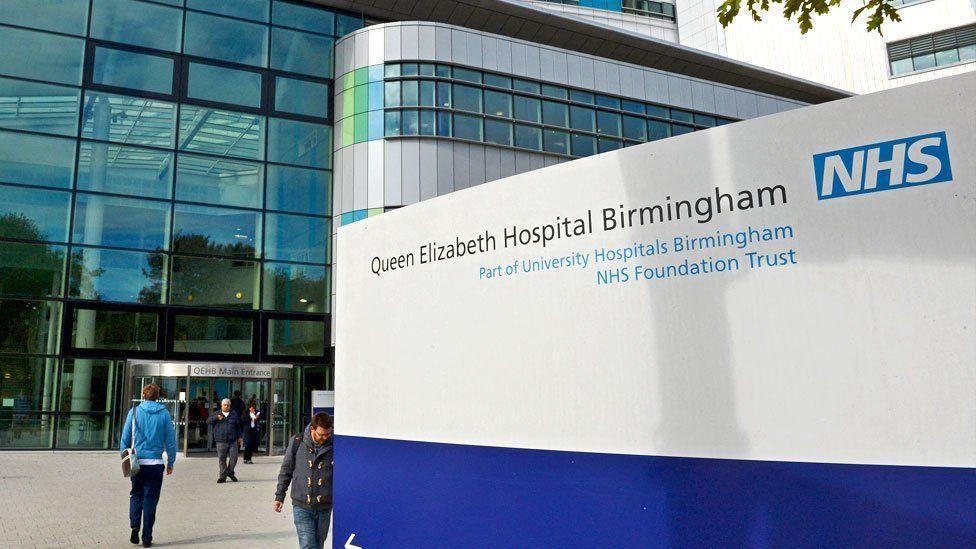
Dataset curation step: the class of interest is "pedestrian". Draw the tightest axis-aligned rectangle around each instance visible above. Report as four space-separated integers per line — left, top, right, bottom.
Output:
231 390 246 416
242 400 263 464
274 412 334 549
120 384 177 548
207 398 242 483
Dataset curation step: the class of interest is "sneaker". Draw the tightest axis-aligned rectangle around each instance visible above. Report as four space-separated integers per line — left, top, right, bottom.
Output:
130 528 140 545
217 478 226 484
228 474 238 482
142 541 152 548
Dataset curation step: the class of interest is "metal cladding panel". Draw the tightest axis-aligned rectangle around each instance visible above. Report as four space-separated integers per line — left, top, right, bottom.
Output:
467 31 484 68
401 23 419 60
418 24 436 61
453 141 470 191
485 146 501 183
496 38 513 73
367 140 384 209
525 42 541 79
353 142 368 211
566 54 583 89
756 94 780 117
434 25 452 62
436 140 455 196
713 85 738 118
480 36 498 72
593 60 608 92
332 148 343 219
419 139 438 201
644 70 670 104
336 74 976 547
514 149 535 174
468 144 487 187
400 139 421 205
383 25 401 61
367 28 384 66
340 146 354 213
667 75 694 109
510 41 527 77
529 152 545 171
552 50 568 85
498 148 517 179
383 138 402 206
354 31 369 70
451 28 467 65
605 62 621 96
539 47 556 83
691 80 716 114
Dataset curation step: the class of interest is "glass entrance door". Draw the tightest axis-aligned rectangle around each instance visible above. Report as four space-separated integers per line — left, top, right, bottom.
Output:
242 380 270 453
185 378 211 453
128 374 186 453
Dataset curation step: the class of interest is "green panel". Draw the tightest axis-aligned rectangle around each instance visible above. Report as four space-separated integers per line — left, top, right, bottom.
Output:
341 117 354 147
353 113 368 143
367 208 384 218
341 88 355 120
339 71 355 91
353 66 368 86
353 84 368 114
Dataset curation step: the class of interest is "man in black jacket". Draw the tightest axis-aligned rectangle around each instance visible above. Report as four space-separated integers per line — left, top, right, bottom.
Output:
207 398 242 483
274 412 333 549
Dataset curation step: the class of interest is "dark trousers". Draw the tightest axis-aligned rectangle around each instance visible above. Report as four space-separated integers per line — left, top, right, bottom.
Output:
129 464 165 542
243 430 260 461
216 441 238 479
293 505 332 549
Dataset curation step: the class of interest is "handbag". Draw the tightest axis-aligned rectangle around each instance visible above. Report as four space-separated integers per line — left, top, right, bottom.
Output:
121 405 141 478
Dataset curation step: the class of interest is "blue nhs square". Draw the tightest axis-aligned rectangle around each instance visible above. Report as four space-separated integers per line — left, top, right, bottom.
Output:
813 131 952 200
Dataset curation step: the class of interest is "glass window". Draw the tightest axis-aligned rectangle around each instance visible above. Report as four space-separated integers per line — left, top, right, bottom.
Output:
514 124 541 151
935 48 960 66
263 263 328 313
513 79 540 94
72 194 170 250
76 142 173 199
569 106 595 132
621 99 644 114
90 0 182 52
384 64 400 78
543 129 569 154
436 111 451 137
384 81 401 107
0 0 89 35
453 114 482 141
595 95 621 109
484 74 512 89
435 64 451 78
484 119 512 147
0 78 79 137
268 319 326 357
68 248 166 304
189 0 269 22
960 45 976 62
436 82 451 108
0 26 84 85
514 96 541 123
597 111 621 136
92 47 174 96
0 356 58 411
335 13 362 36
694 114 717 127
401 81 419 107
178 105 264 160
913 53 937 71
0 184 71 242
187 63 262 108
542 101 568 127
598 138 622 153
275 77 330 119
453 84 482 113
68 311 157 351
185 11 269 67
672 123 695 136
648 119 670 141
670 109 694 123
622 115 647 141
170 256 259 309
419 81 436 107
384 111 400 137
0 299 61 355
889 58 914 76
173 204 261 259
569 90 595 104
452 67 482 83
419 110 436 136
484 90 512 118
0 241 66 298
647 104 670 119
571 134 596 157
268 118 331 169
176 154 263 209
273 0 334 33
266 165 330 215
265 213 328 264
172 314 253 353
0 130 76 188
541 84 567 99
271 28 333 78
82 92 176 149
400 64 418 76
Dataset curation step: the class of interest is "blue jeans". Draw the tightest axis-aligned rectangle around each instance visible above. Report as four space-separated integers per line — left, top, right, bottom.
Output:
129 464 165 542
293 505 332 549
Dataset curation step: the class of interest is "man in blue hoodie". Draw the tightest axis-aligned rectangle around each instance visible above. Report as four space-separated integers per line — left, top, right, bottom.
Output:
120 384 177 548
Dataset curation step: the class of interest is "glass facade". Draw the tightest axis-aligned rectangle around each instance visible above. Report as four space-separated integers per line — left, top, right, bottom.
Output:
0 0 357 449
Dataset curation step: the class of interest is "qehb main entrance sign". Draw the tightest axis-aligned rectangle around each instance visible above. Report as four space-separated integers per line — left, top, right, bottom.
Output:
335 75 976 547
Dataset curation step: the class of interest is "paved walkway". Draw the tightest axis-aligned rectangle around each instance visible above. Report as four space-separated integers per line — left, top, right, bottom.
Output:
0 452 331 548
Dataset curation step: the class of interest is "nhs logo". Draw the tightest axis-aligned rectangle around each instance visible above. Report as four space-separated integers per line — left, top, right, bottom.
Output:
813 132 952 200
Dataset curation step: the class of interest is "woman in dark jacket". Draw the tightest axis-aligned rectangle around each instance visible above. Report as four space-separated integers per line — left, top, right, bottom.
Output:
242 400 263 464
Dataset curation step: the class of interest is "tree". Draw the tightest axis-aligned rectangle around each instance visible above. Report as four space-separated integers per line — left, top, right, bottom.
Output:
717 0 902 35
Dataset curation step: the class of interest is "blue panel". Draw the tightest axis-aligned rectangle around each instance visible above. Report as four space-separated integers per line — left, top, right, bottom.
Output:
579 0 622 12
334 436 976 548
